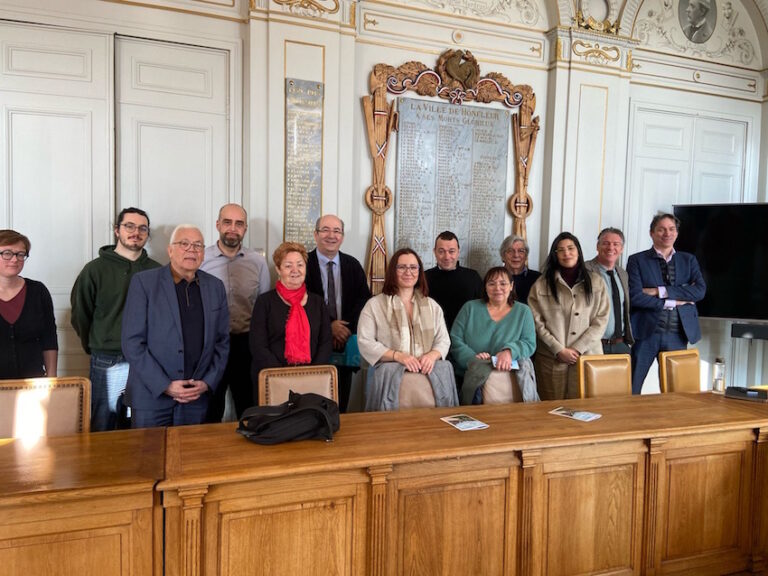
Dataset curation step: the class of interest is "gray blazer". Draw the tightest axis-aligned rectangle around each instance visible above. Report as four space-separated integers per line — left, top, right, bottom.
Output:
585 258 634 345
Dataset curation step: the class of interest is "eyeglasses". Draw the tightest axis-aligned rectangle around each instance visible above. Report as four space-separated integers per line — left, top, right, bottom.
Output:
505 248 526 255
120 222 149 234
316 227 343 236
486 281 511 288
172 240 205 252
555 245 577 254
395 264 419 273
0 250 28 261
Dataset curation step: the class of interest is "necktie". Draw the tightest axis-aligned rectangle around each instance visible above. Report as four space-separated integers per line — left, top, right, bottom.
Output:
327 261 338 321
607 270 622 340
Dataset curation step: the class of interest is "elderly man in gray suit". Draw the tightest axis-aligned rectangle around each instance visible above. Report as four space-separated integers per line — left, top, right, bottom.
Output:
585 227 634 354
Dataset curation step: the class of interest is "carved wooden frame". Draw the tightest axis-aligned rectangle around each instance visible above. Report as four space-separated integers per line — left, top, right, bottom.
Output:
361 49 539 293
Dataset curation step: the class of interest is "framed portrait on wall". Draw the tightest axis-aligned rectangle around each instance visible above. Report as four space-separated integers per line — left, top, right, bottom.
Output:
678 0 717 43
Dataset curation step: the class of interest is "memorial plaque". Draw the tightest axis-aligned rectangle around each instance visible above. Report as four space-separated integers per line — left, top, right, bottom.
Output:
284 78 324 247
395 98 509 275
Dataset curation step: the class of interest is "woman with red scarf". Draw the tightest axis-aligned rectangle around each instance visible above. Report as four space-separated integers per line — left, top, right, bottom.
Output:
249 242 332 400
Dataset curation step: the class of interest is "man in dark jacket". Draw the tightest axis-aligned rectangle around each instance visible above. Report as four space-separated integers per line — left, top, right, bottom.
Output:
305 214 371 410
627 213 706 394
71 207 161 431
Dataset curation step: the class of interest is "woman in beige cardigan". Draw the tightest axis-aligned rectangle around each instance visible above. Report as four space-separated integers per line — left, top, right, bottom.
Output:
528 232 610 400
357 248 455 410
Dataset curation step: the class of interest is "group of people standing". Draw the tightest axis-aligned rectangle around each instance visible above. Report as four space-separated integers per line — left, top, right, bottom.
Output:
0 207 705 430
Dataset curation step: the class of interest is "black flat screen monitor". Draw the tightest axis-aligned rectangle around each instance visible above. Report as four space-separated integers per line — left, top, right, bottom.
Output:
673 203 768 321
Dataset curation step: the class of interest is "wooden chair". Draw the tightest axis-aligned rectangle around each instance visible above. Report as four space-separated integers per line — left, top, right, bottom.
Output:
258 365 338 406
659 348 701 393
578 354 632 398
482 371 523 404
0 377 91 438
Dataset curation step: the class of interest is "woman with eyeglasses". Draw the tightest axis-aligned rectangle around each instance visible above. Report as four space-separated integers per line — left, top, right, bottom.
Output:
450 267 537 404
0 229 58 378
357 248 457 410
527 232 610 400
249 242 332 399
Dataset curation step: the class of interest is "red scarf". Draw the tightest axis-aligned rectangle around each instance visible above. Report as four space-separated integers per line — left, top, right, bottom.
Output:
276 280 311 364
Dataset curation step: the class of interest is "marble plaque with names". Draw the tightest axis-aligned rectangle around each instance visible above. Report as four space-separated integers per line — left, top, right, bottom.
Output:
395 97 509 275
284 78 324 247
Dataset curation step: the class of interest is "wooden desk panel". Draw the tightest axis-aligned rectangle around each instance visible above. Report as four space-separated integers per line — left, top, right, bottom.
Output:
0 428 165 576
159 394 768 576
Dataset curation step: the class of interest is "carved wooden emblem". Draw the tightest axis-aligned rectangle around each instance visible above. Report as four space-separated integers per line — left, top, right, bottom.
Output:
370 49 533 109
362 49 540 292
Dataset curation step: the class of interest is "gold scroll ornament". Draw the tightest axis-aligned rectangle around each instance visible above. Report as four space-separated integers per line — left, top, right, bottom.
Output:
363 49 539 293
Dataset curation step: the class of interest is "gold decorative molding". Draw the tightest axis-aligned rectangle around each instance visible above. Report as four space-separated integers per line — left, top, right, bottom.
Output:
274 0 339 15
571 39 620 64
364 13 379 28
626 49 633 72
574 10 618 35
555 37 564 62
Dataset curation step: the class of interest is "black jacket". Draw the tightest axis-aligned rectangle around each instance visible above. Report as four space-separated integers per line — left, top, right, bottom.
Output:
305 249 371 334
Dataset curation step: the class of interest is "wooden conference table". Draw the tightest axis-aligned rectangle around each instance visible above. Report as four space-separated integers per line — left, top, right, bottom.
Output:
0 427 165 576
2 393 768 576
160 393 768 576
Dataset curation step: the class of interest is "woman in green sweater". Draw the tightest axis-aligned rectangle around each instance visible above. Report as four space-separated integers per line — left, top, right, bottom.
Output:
450 267 537 404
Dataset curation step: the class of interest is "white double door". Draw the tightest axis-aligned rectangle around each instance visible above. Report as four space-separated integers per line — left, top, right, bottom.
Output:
0 21 230 375
624 99 754 392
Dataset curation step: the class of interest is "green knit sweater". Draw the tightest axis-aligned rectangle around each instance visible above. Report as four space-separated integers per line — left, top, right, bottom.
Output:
70 245 161 354
449 299 536 376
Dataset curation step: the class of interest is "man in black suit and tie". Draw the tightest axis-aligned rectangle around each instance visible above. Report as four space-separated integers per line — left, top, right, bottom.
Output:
305 214 371 410
585 227 634 355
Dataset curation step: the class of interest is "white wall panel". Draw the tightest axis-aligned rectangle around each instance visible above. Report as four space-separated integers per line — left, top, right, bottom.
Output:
0 21 110 99
693 167 741 203
570 84 608 244
117 37 228 114
694 118 746 165
116 36 229 260
634 110 693 161
625 159 689 257
0 22 112 377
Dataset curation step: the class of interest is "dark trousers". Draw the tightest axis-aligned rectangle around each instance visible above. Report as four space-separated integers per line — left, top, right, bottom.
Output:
207 332 253 422
631 329 687 394
131 400 207 428
602 341 631 355
336 365 355 413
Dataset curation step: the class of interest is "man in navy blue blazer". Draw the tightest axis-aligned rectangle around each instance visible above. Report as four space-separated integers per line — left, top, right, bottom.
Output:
122 225 229 427
626 213 706 394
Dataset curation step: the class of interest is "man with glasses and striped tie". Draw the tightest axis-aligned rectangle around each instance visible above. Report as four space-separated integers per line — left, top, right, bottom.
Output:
305 214 371 411
71 207 161 431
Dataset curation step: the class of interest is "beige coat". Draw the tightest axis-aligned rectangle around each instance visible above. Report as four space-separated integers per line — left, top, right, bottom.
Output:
527 270 610 399
527 270 610 357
